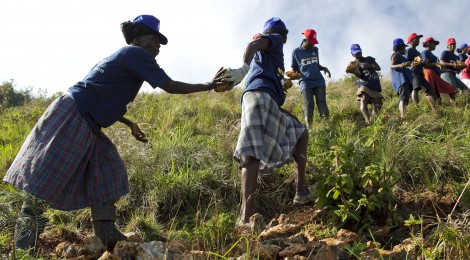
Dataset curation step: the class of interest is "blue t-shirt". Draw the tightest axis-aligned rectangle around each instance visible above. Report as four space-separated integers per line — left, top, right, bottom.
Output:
421 50 441 74
440 50 459 73
458 53 468 62
391 52 413 92
244 34 286 106
68 46 172 134
355 56 381 91
291 45 325 91
405 47 424 74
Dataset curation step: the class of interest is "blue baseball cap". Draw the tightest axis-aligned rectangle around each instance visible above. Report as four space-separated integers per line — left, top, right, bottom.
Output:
351 44 362 54
263 17 287 31
393 38 408 47
459 43 468 49
133 15 168 45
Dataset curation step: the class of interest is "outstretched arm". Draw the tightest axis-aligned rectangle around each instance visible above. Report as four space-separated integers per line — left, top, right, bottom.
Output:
159 67 226 94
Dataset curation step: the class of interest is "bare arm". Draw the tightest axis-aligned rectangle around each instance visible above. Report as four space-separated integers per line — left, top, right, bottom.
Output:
242 37 270 65
119 117 148 143
158 80 212 94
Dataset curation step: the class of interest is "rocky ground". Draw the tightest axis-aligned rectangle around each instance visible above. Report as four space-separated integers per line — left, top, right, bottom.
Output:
6 188 468 260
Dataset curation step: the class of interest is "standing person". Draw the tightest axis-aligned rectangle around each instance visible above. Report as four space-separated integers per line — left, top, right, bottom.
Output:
461 56 470 88
223 17 311 226
421 37 456 104
440 38 468 92
291 29 331 127
391 38 413 118
405 33 438 110
3 14 225 251
346 44 383 124
457 43 468 61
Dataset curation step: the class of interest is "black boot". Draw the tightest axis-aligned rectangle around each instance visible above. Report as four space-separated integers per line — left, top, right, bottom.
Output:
91 201 126 250
15 196 48 251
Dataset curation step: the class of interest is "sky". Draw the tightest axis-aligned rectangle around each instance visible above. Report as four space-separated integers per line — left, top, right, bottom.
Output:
1 0 468 96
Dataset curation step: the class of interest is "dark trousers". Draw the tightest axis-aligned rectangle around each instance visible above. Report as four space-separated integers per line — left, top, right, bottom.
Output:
301 86 330 120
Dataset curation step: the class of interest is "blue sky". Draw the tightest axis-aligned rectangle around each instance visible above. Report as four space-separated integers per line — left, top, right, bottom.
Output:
0 0 468 96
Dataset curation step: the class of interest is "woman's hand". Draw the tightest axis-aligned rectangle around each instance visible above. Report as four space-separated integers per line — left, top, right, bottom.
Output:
130 122 148 143
119 117 148 143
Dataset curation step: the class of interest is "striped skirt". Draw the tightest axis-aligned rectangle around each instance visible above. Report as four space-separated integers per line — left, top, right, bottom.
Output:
234 91 306 173
3 95 129 211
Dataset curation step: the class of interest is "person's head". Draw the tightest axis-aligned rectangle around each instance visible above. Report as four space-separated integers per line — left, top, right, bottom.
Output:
447 38 456 52
121 15 168 57
263 17 288 43
302 29 318 47
393 38 407 55
351 44 362 59
407 33 423 48
457 43 468 54
422 37 439 51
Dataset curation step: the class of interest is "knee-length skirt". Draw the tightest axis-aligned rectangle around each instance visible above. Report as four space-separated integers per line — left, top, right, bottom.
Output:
3 95 129 211
234 91 306 173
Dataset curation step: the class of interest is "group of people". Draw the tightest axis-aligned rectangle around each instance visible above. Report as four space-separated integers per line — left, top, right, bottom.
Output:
2 15 314 252
6 13 469 254
346 33 470 123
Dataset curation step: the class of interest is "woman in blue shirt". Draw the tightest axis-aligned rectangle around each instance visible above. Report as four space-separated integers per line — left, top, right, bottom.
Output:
390 38 413 118
347 44 383 124
4 14 225 250
421 37 457 104
291 29 331 127
223 17 311 228
440 38 468 92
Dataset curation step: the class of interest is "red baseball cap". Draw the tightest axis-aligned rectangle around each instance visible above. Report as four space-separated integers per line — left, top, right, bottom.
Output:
422 37 439 46
407 33 423 43
447 38 456 45
303 29 319 44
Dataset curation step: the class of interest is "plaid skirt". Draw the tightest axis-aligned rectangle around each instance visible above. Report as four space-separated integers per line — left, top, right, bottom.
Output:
3 95 129 211
234 91 306 173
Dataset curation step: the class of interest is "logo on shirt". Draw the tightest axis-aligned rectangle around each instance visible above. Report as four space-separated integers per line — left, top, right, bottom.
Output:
300 57 318 66
91 57 108 74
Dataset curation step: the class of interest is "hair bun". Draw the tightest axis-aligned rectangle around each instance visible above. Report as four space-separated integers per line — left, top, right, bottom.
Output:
120 21 135 44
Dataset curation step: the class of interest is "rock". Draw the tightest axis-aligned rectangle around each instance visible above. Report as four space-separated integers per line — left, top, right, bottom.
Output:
84 236 105 256
251 243 281 259
278 244 307 258
259 224 301 241
336 228 359 244
320 237 347 248
98 251 121 260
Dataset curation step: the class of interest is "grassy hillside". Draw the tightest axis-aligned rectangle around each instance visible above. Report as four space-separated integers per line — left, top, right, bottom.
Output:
0 77 469 258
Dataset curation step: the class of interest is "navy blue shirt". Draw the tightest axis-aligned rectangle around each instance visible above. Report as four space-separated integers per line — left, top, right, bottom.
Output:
405 47 424 74
244 34 286 106
291 45 326 91
421 50 441 74
458 53 468 62
68 46 172 134
355 56 381 92
391 52 413 92
440 50 459 73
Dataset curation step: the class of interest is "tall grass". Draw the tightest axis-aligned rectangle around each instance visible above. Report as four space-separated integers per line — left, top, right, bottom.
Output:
0 77 469 257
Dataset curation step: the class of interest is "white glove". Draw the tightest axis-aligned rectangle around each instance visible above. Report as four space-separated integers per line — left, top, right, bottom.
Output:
224 63 250 86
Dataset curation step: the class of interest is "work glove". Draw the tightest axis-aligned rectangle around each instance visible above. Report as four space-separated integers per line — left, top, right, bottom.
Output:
223 63 250 86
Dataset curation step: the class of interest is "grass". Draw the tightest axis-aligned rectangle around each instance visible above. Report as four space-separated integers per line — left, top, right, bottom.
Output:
0 77 469 258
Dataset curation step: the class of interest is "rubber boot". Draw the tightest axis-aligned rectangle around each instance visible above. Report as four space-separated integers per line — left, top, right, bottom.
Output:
15 196 48 251
91 201 126 250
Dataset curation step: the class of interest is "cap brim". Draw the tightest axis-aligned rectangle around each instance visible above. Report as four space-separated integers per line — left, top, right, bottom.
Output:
157 32 168 45
308 38 319 44
351 50 362 54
